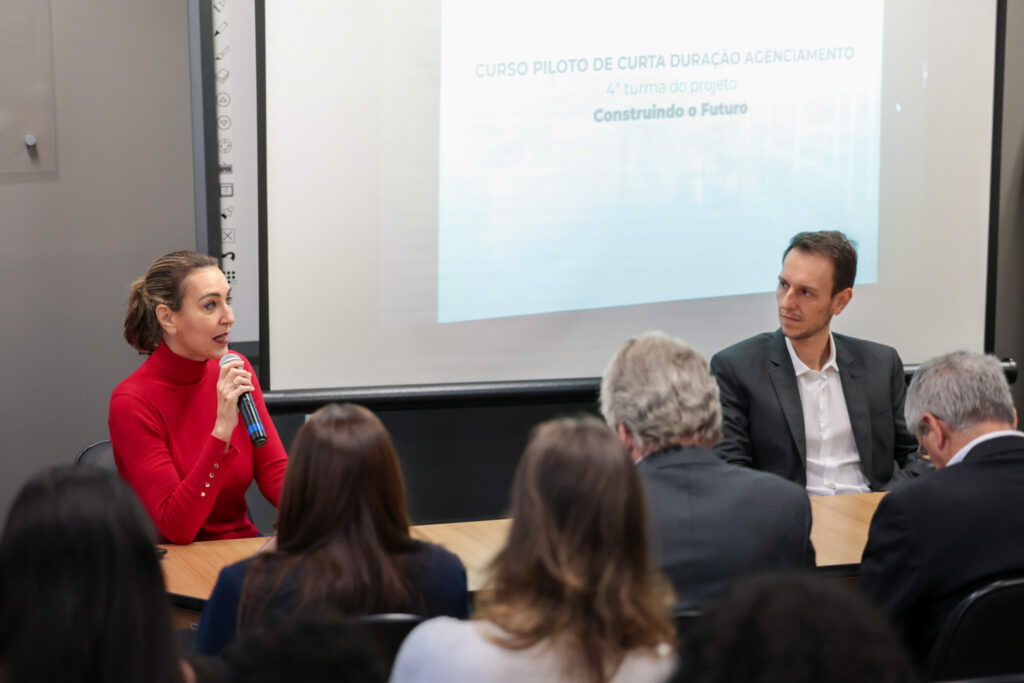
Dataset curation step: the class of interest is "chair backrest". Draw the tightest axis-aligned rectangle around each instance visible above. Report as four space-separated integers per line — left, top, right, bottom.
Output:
346 613 423 676
928 576 1024 681
244 480 278 536
74 439 116 470
672 609 703 640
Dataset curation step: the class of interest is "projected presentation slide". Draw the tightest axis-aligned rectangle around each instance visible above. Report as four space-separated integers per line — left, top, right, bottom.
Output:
265 0 995 390
437 0 882 323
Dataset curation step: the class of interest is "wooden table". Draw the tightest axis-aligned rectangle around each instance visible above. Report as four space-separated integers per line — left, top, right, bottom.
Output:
162 492 883 627
810 491 884 568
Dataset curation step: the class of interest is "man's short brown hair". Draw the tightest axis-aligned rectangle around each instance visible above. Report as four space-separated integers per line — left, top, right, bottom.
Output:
783 231 858 295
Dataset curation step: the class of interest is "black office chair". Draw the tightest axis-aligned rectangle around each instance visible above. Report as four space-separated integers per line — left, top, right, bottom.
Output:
939 675 1024 683
244 480 278 536
345 613 423 676
672 608 703 640
74 439 116 470
927 576 1024 681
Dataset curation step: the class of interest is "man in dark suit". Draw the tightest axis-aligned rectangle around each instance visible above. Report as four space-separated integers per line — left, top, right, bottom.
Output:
710 230 927 493
860 351 1024 664
601 332 815 610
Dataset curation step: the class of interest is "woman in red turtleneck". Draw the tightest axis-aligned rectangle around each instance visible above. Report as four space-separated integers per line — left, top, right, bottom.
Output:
109 251 288 544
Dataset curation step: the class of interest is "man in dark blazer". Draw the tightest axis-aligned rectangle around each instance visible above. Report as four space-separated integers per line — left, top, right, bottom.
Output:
710 231 927 493
860 351 1024 664
601 332 815 610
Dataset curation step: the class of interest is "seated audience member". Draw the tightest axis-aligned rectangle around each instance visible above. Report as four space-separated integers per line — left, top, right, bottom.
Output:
221 613 386 683
675 572 918 683
860 351 1024 664
600 332 815 609
195 403 468 655
391 417 676 683
0 465 192 683
710 230 928 493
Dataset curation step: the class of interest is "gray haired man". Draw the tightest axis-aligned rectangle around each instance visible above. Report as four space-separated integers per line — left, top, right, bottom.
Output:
860 351 1024 665
600 332 815 610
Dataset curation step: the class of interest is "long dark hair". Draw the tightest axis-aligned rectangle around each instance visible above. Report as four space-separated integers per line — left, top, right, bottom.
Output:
476 416 675 682
0 466 184 683
239 403 418 629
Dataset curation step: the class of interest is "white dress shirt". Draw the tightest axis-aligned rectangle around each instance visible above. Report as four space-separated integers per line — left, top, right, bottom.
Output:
786 335 870 496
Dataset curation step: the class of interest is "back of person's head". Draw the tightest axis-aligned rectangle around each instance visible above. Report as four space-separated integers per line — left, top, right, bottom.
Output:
124 250 219 354
240 403 416 627
784 230 858 294
478 416 675 682
277 402 410 550
0 465 183 683
600 332 721 454
904 351 1015 435
222 613 385 683
675 572 918 683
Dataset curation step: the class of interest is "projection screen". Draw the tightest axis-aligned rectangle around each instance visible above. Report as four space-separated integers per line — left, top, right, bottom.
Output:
262 0 997 391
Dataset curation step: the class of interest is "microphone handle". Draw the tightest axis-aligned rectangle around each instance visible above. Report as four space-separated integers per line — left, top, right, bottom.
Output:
238 392 268 446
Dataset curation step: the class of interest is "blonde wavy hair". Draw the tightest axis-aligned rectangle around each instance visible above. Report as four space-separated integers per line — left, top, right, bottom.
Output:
475 417 675 682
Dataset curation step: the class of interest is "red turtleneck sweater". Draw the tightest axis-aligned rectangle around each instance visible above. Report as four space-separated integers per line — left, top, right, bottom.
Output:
109 344 288 544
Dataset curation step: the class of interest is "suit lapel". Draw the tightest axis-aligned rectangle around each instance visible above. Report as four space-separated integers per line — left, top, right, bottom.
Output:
836 335 872 472
768 331 807 463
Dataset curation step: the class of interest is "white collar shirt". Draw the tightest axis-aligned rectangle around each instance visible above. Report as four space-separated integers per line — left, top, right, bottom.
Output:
946 429 1024 467
786 334 870 496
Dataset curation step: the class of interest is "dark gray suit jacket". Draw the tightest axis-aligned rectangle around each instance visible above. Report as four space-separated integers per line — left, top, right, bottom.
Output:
638 445 815 610
860 434 1024 664
709 330 926 490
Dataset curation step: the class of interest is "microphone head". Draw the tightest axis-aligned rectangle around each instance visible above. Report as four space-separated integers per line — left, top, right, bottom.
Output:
219 352 242 368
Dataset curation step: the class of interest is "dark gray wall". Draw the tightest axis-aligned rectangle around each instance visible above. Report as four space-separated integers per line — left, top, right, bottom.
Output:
0 0 196 515
996 1 1024 409
266 397 603 526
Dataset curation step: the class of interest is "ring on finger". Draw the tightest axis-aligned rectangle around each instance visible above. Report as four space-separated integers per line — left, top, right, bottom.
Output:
233 381 239 388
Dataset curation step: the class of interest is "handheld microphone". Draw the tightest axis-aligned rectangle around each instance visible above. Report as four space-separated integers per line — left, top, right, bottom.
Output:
219 353 268 446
